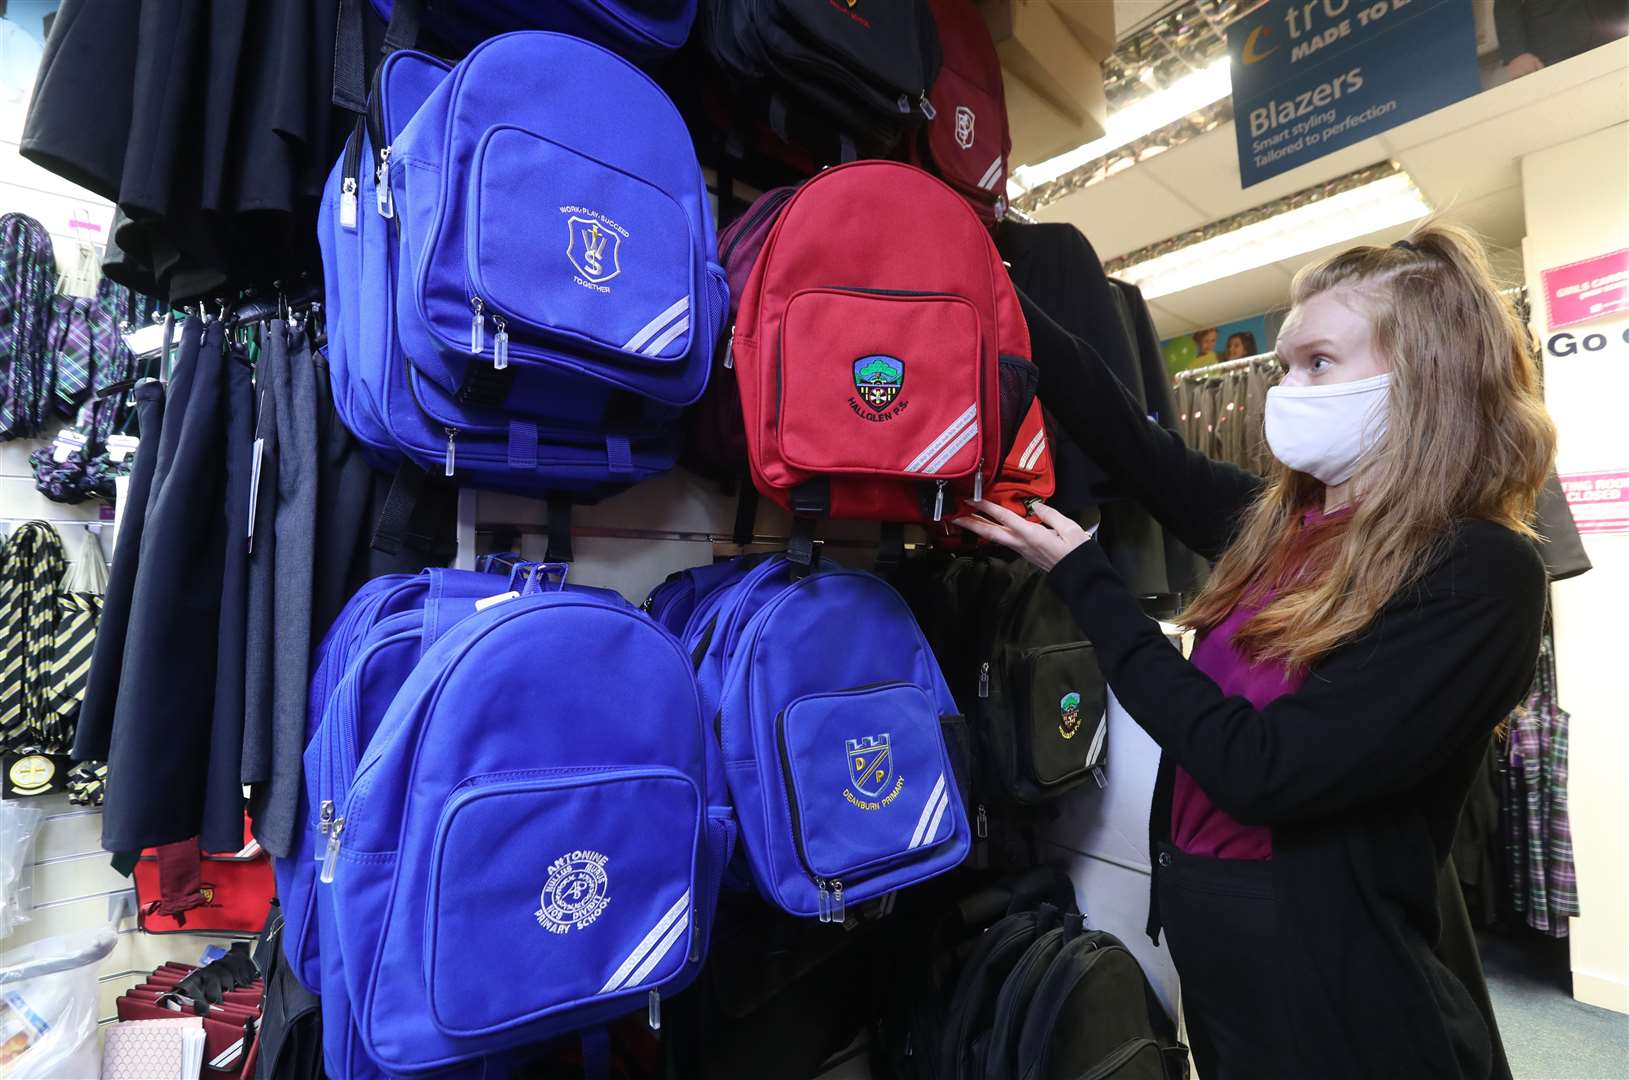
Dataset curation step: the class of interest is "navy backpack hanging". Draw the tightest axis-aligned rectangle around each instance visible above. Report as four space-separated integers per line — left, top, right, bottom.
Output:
367 0 696 61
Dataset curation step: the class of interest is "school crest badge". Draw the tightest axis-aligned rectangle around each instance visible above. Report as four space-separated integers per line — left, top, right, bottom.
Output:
566 215 621 284
846 734 894 799
852 355 904 413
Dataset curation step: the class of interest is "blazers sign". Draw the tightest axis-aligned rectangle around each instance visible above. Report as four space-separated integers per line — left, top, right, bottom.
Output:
1226 0 1480 187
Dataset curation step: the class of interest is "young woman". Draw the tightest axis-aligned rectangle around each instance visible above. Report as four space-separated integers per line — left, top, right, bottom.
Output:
956 224 1556 1079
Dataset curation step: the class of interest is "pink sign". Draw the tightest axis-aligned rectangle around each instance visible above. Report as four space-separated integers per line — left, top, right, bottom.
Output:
1559 469 1629 535
1542 248 1629 330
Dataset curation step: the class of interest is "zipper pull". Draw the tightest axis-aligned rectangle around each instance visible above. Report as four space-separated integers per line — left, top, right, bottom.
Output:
469 297 485 355
816 878 831 923
1093 767 1107 789
492 315 509 370
932 480 947 522
375 147 394 218
339 178 358 231
443 428 458 477
973 458 985 502
829 880 846 923
689 899 703 962
919 94 937 120
319 818 345 884
976 804 989 839
317 800 335 837
722 325 735 370
978 661 990 699
647 988 662 1031
897 94 912 114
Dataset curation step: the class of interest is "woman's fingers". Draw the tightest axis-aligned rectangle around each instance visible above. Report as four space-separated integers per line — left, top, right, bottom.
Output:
966 498 1035 533
950 515 1011 544
1027 500 1076 532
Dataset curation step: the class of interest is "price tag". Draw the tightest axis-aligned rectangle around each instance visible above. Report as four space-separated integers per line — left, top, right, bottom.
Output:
121 321 167 359
106 434 140 463
51 429 88 463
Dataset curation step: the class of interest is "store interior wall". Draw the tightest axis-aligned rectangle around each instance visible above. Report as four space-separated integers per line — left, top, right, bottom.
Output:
1519 120 1629 1015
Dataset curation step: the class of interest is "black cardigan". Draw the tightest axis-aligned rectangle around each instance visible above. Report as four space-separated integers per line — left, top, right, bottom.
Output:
1021 293 1547 1079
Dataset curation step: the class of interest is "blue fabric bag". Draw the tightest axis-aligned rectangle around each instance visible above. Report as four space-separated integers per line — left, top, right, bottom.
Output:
319 46 684 496
714 558 970 919
368 0 696 61
387 32 723 426
328 589 735 1074
279 569 495 996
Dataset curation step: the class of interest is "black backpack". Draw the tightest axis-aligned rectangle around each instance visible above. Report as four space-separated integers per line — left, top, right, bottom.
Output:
1012 929 1189 1080
702 0 942 154
962 913 1070 1080
872 865 1076 1080
896 552 1108 809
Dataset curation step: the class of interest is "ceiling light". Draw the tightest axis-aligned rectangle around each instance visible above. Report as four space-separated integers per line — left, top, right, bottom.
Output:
1008 56 1232 195
1112 171 1433 300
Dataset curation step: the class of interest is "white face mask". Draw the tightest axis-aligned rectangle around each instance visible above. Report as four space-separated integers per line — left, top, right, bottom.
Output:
1264 373 1392 486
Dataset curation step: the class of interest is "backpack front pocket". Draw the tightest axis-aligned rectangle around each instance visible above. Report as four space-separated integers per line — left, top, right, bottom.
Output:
777 683 956 913
1014 643 1105 789
924 65 1005 201
777 288 983 479
424 768 701 1038
468 125 698 366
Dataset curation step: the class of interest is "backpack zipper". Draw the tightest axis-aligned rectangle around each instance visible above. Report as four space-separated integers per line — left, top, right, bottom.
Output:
375 146 394 218
339 122 363 231
775 708 840 922
443 428 457 476
319 818 345 883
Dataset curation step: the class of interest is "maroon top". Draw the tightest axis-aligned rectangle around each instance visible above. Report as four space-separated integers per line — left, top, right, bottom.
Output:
1170 509 1340 859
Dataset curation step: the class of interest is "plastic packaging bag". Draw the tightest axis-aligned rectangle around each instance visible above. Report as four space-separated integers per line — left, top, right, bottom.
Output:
0 927 116 1078
0 804 43 942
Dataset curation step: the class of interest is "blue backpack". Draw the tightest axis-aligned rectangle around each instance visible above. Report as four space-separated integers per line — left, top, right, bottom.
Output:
368 0 696 60
319 41 703 498
388 32 723 439
327 588 735 1074
680 557 971 920
280 571 501 995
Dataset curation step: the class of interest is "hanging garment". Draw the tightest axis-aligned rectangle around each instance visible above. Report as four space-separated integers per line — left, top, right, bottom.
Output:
101 318 241 855
72 379 166 764
0 213 59 441
63 528 109 596
240 339 281 796
0 522 68 752
1533 471 1592 581
247 323 319 858
22 0 342 303
1503 632 1580 937
205 340 255 863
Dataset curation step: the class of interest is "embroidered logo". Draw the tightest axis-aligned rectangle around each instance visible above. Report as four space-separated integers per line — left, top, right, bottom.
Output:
955 106 976 149
536 849 611 934
850 354 907 421
561 206 628 291
845 734 905 811
1059 692 1082 740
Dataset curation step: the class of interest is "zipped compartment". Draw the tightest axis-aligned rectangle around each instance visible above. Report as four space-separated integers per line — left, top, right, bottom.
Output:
1078 1038 1164 1080
770 0 932 118
775 682 955 918
923 65 1006 201
423 767 703 1038
466 125 699 368
776 287 983 479
1013 642 1104 790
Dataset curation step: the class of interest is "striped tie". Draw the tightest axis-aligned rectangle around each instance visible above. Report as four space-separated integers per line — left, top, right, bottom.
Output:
0 522 67 752
48 591 101 752
53 296 95 416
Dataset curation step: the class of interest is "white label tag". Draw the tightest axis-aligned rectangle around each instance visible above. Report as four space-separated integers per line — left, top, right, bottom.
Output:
122 321 167 359
474 590 519 611
246 437 265 553
106 434 140 463
51 429 88 462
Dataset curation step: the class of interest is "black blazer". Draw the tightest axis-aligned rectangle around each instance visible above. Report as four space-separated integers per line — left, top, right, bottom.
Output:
1022 292 1546 1079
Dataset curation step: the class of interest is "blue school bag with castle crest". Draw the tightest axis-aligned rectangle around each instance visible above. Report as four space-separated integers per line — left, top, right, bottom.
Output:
386 31 724 441
701 557 971 919
327 589 735 1074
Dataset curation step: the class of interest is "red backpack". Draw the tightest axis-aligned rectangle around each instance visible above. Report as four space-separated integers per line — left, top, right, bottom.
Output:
734 160 1026 524
908 0 1011 228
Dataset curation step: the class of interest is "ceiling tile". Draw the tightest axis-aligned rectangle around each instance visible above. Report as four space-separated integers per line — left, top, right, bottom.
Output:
1147 264 1294 335
1038 170 1210 261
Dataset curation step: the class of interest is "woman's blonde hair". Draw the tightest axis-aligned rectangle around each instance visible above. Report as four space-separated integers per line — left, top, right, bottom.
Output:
1180 221 1556 669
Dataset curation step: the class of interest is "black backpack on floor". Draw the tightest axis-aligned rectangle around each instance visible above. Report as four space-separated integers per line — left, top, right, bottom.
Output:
703 0 942 154
1011 929 1189 1080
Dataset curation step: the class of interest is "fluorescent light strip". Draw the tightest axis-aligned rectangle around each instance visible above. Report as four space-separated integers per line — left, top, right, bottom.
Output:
1009 57 1233 196
1113 172 1433 300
